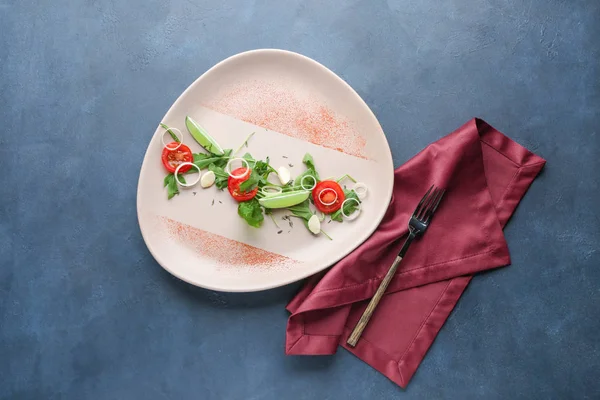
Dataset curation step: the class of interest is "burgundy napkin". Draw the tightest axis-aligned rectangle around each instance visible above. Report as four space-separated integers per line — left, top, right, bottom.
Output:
285 118 546 388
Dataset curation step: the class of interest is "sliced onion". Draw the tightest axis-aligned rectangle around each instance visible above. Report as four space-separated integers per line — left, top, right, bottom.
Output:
161 127 183 150
300 175 317 191
261 186 282 196
354 182 368 200
318 188 338 206
341 198 361 220
174 162 201 187
225 158 250 179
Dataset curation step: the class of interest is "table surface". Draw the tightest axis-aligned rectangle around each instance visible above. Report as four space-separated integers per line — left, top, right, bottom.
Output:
2 1 599 399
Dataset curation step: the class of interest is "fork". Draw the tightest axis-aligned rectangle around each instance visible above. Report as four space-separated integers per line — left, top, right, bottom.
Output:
346 185 445 347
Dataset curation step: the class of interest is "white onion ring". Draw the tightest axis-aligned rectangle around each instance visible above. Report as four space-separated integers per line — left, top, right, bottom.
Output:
300 175 317 191
341 198 361 220
261 186 283 196
225 158 250 179
161 127 183 150
174 162 201 187
354 182 368 200
318 188 338 206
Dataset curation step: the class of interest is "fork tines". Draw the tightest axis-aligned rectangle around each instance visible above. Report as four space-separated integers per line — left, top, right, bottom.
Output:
413 185 445 223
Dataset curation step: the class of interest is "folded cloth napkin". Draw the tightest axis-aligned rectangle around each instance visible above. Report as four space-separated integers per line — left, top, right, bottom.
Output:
285 118 546 388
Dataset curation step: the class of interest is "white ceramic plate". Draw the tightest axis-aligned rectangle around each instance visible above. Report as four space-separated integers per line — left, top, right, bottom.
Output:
137 49 393 292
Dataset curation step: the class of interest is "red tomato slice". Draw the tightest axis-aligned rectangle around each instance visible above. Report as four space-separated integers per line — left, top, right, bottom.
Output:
227 167 258 202
161 142 193 173
312 180 345 214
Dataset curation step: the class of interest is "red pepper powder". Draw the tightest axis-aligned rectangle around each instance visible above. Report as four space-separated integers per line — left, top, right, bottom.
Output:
160 216 296 269
202 80 368 159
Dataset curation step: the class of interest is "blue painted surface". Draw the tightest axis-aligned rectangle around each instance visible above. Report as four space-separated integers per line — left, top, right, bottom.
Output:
1 0 599 398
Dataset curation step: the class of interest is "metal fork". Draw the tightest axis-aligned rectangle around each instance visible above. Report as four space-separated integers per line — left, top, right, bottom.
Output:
347 185 446 347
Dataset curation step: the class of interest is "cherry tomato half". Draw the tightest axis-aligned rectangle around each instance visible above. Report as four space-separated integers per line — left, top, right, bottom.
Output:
312 180 345 214
161 142 193 173
227 167 258 202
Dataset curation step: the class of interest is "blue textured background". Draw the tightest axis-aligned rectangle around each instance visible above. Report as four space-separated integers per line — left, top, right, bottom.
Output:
1 1 599 398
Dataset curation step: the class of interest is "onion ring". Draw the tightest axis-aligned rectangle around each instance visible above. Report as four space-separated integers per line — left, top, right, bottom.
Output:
161 127 183 150
300 175 317 191
174 162 201 187
225 158 250 179
353 182 368 200
317 188 338 206
341 198 361 220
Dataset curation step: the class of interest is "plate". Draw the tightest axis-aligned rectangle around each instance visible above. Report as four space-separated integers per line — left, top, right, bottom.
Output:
137 49 393 292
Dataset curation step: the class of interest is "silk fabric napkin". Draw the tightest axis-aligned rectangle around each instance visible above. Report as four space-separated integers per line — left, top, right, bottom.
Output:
285 118 546 388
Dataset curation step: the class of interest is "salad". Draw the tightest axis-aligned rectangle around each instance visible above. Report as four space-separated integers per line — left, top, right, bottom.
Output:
158 117 368 238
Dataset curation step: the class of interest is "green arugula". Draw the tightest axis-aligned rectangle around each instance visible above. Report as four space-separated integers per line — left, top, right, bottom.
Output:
240 152 254 168
303 153 317 170
160 123 180 142
208 163 229 189
193 149 232 170
294 153 320 187
287 199 314 221
287 199 333 240
238 170 260 192
331 189 361 222
233 132 255 155
255 157 275 176
238 156 276 192
238 198 264 228
163 173 186 199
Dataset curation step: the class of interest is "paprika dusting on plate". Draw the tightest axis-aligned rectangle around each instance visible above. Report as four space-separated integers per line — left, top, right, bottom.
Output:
202 80 368 159
160 217 296 269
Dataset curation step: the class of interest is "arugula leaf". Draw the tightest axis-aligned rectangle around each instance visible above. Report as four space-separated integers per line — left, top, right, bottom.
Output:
294 153 320 187
242 152 254 164
193 153 223 169
254 157 275 176
287 199 314 221
233 131 255 155
239 169 260 192
238 198 264 228
160 123 180 143
238 156 276 192
302 153 316 170
164 173 179 199
163 174 172 187
164 173 187 199
208 163 229 189
331 189 361 222
294 170 318 188
192 149 232 169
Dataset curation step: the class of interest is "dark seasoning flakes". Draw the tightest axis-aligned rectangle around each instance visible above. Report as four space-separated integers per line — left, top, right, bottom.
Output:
281 215 294 228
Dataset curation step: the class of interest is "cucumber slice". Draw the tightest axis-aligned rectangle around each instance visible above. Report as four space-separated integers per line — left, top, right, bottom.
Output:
258 191 310 209
185 116 224 156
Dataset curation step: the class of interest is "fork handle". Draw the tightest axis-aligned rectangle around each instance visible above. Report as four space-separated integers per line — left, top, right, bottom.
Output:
347 233 416 347
346 255 403 347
